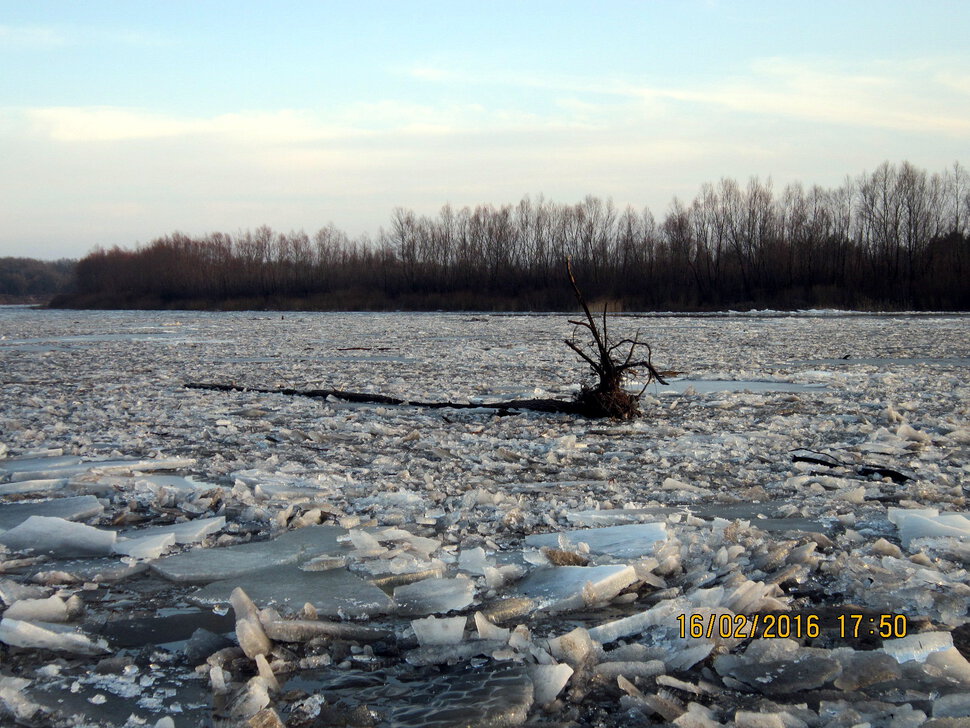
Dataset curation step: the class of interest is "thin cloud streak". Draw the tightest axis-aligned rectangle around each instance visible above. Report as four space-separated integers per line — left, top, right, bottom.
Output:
0 24 68 49
0 23 170 50
405 56 970 137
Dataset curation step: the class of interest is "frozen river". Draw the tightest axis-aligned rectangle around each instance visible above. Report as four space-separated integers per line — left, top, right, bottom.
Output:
0 307 968 727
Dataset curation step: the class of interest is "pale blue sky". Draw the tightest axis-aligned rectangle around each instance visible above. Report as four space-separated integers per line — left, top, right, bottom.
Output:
2 1 968 258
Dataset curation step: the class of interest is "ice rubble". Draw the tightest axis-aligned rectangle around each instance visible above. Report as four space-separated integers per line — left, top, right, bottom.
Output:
0 309 968 726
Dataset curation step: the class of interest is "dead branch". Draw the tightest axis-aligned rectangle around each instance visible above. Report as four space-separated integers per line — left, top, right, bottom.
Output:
564 257 668 418
185 382 588 415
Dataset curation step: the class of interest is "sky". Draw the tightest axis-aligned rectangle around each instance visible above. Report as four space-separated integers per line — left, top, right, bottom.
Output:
2 1 969 259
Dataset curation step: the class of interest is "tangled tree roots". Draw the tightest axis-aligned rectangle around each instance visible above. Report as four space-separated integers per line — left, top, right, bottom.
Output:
564 258 668 419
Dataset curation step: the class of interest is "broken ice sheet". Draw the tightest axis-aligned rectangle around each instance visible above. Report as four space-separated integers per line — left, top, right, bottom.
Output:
515 564 637 612
119 514 226 545
394 576 475 616
888 507 970 548
0 495 103 531
151 524 344 584
112 532 176 560
0 618 109 655
0 455 194 482
191 564 394 618
411 615 466 646
0 516 116 557
525 523 666 559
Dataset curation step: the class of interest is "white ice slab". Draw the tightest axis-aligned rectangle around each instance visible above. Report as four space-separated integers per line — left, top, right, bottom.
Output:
530 663 573 705
516 564 638 612
0 516 116 557
120 515 226 545
2 596 69 622
0 456 194 483
394 577 475 616
152 525 343 584
411 615 466 646
882 631 954 664
113 532 177 560
0 495 103 531
0 479 67 497
889 508 970 547
192 564 395 618
525 523 667 559
0 618 109 655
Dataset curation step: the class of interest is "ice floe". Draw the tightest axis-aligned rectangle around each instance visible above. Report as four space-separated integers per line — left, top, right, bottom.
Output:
0 308 968 726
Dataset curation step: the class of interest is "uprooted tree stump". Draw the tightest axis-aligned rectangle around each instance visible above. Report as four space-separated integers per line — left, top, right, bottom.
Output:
564 257 667 419
186 260 669 419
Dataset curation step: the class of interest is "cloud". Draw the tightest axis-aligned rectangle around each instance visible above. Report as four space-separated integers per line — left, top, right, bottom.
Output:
22 100 591 147
404 56 970 138
0 23 169 51
645 57 970 136
24 107 358 143
0 24 68 49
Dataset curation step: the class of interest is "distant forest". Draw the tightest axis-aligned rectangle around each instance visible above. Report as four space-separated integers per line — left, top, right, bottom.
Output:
52 161 970 311
0 257 75 303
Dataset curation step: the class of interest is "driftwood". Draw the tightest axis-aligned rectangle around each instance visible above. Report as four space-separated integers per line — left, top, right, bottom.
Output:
564 257 667 419
790 448 916 484
185 382 588 415
186 260 670 419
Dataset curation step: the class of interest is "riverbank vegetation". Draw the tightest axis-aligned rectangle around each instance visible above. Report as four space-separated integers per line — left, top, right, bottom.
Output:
51 161 970 311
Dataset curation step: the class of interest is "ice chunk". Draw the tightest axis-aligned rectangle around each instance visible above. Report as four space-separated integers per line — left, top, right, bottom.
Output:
0 516 115 557
411 616 466 646
725 656 841 695
516 565 637 612
260 615 390 643
0 578 48 606
3 595 69 622
0 455 82 480
547 627 598 666
895 513 970 548
152 525 344 584
347 528 384 556
113 532 176 560
832 650 902 690
525 523 666 559
230 587 272 659
404 640 507 667
0 677 42 722
897 423 931 444
934 692 970 717
593 661 665 680
0 456 194 482
566 508 673 527
882 631 954 663
228 676 272 719
394 577 475 616
529 663 573 705
925 647 970 684
0 495 103 531
733 711 788 728
474 612 511 642
0 617 109 654
458 547 489 575
121 515 226 545
193 564 394 618
588 598 689 644
0 478 67 496
299 555 347 571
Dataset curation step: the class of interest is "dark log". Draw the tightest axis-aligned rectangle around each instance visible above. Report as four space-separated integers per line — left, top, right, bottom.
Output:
185 382 588 416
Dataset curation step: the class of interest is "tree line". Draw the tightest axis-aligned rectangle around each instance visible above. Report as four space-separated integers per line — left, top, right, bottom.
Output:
53 161 970 311
0 257 75 303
